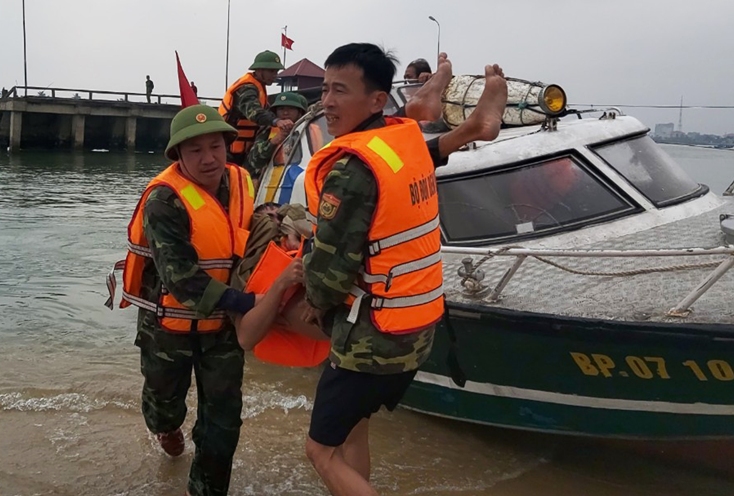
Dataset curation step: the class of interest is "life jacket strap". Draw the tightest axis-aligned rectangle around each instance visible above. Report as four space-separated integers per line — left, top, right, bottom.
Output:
367 215 440 256
122 290 227 320
345 284 444 322
104 259 127 309
105 251 233 310
359 251 442 290
370 285 444 311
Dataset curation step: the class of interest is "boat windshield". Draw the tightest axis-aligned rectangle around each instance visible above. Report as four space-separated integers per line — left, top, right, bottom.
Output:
438 156 636 244
592 136 703 207
306 115 334 155
395 84 423 105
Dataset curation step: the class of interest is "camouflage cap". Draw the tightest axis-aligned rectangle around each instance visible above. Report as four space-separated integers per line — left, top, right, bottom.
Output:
277 203 311 238
271 91 307 112
164 105 237 161
249 50 285 70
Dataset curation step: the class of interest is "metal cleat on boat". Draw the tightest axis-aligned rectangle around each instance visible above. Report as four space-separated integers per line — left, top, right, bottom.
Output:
458 257 486 294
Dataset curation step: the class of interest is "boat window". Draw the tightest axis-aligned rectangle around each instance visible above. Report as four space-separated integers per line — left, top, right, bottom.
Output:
395 84 423 106
306 115 335 155
592 136 702 206
439 156 635 244
384 94 400 116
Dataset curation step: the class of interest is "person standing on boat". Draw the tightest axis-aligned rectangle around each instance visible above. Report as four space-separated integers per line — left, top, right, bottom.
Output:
190 81 198 96
403 58 432 82
106 104 303 496
219 50 295 169
145 75 154 103
301 43 508 496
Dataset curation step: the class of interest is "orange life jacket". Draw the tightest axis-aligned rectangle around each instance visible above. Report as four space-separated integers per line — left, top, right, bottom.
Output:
305 117 444 334
219 73 268 157
105 163 255 333
245 240 330 367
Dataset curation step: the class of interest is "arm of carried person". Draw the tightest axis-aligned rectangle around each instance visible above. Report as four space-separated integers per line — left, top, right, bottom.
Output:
303 156 376 311
234 258 304 350
142 187 252 317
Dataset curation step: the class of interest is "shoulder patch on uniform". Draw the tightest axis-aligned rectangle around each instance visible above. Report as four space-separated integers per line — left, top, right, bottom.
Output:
318 193 341 220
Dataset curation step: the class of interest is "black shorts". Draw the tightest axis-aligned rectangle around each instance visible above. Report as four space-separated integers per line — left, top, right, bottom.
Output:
308 363 418 447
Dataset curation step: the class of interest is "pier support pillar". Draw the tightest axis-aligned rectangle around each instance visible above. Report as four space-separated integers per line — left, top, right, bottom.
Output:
125 116 137 151
72 114 85 150
9 111 22 152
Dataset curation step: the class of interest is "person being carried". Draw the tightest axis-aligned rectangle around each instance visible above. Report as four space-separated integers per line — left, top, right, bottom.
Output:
105 104 303 496
230 201 327 353
300 43 508 496
219 50 294 168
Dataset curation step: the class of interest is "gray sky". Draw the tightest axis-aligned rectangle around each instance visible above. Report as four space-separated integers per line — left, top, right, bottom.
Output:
2 0 734 134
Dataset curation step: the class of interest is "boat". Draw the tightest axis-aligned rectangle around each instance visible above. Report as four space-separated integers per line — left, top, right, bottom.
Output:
255 78 734 440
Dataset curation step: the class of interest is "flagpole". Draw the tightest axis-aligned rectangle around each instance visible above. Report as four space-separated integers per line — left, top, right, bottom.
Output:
22 0 28 96
225 0 231 91
282 25 287 67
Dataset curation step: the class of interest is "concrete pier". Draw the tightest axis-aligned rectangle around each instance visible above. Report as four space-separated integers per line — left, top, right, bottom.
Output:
9 111 22 152
0 87 222 152
72 114 85 150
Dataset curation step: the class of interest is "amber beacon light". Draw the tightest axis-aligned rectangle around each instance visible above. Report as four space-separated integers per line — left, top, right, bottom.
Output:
538 85 567 115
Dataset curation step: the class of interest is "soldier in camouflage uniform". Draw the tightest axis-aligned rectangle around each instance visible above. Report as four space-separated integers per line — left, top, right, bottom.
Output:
302 44 508 496
133 104 302 496
246 91 308 178
220 50 295 168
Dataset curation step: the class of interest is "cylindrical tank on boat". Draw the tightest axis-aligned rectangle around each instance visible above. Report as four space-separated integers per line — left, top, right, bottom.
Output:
442 76 566 129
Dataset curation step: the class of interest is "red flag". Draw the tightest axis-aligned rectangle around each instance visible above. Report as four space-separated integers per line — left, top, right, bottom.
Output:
281 33 294 50
175 51 199 108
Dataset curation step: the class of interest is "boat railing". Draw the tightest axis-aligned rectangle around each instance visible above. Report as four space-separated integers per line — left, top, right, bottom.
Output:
442 245 734 317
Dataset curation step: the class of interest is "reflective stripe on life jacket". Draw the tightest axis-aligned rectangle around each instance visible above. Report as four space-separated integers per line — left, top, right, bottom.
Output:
246 240 329 367
104 163 255 333
305 117 444 334
219 73 268 157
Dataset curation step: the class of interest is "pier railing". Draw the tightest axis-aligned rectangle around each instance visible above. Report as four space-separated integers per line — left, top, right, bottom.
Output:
1 85 223 106
443 245 734 318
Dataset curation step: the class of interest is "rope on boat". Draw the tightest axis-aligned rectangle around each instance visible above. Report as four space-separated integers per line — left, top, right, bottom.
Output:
459 249 730 293
530 256 723 278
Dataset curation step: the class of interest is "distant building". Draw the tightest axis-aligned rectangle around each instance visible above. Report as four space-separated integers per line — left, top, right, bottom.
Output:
654 123 675 138
277 58 325 91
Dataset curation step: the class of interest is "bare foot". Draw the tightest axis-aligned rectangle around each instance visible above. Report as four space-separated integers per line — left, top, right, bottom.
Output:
404 52 453 122
464 64 508 142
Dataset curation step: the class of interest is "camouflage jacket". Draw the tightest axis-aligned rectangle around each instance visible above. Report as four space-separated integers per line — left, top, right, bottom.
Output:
235 84 277 128
136 172 235 344
245 126 277 178
303 115 435 375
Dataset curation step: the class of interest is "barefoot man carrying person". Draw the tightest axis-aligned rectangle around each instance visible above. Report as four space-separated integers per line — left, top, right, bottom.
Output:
300 43 508 495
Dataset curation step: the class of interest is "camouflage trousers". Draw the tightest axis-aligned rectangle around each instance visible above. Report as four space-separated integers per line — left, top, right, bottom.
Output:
136 325 244 496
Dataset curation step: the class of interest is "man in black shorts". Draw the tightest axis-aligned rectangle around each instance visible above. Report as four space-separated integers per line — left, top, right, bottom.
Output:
301 43 508 495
